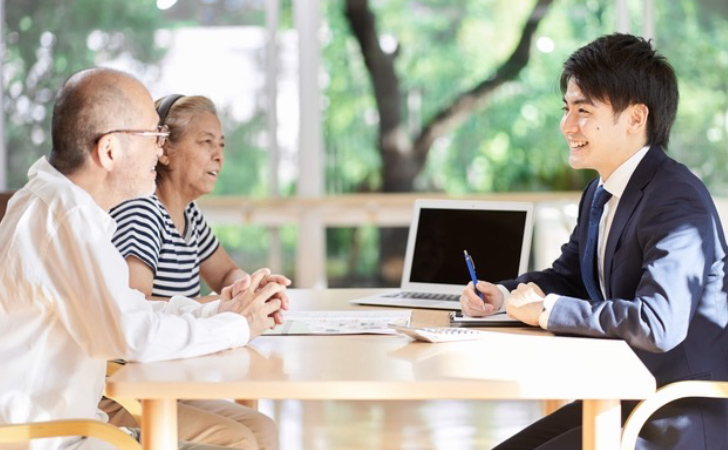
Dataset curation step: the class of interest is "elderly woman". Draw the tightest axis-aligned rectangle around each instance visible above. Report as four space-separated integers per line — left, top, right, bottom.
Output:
105 95 287 450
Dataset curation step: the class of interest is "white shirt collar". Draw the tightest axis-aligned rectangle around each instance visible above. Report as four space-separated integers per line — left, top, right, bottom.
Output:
29 156 116 233
601 145 650 199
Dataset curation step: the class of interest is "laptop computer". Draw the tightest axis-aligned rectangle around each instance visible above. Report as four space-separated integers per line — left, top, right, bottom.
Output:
351 199 533 310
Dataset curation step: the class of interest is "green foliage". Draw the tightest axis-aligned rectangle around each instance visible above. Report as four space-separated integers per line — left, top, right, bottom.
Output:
323 0 728 198
213 110 269 197
3 0 290 279
326 226 381 287
423 0 613 193
322 0 614 197
4 0 166 188
323 0 381 193
212 223 298 283
323 0 728 285
6 0 728 287
656 1 728 193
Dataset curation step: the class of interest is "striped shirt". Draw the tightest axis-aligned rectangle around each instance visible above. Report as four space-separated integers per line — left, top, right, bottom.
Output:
110 195 219 298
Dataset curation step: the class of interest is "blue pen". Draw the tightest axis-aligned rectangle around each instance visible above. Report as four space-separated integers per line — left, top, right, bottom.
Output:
463 250 484 300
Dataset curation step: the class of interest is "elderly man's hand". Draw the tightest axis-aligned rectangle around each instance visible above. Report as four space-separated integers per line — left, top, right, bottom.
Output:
254 272 292 325
222 274 252 301
219 268 286 339
505 282 546 327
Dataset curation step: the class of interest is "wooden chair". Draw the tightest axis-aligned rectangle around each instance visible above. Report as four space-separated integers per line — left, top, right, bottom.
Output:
620 380 728 450
105 360 143 425
0 420 141 449
0 362 143 449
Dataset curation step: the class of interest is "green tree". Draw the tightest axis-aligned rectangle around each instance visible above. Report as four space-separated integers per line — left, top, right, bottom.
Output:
656 1 728 194
327 0 562 284
324 0 728 286
3 0 166 188
342 0 555 193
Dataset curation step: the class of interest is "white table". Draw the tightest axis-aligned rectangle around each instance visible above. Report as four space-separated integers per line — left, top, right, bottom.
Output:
105 289 655 450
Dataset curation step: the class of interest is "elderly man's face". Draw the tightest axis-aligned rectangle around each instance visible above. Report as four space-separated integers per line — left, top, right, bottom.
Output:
111 82 164 202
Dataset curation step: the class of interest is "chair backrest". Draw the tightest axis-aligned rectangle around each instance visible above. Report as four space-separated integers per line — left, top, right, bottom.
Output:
0 191 15 223
0 419 141 449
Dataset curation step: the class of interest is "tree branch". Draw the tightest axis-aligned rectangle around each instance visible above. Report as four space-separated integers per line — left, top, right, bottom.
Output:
413 0 555 156
344 0 403 137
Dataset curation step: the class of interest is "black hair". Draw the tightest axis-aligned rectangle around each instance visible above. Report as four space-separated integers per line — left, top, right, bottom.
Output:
156 94 184 126
560 33 678 149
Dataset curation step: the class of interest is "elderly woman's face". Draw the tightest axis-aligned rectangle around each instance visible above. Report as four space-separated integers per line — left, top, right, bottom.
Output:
166 111 224 198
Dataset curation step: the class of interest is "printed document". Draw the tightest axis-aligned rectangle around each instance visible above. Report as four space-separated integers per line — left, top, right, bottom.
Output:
264 310 412 335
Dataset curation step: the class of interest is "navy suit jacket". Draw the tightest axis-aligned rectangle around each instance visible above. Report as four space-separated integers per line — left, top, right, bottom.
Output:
503 145 728 449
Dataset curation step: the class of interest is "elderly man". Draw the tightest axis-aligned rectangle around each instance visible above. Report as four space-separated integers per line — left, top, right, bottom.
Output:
0 68 287 450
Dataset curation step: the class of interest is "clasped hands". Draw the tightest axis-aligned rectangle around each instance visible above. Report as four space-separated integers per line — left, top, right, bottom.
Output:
459 280 546 327
218 268 291 338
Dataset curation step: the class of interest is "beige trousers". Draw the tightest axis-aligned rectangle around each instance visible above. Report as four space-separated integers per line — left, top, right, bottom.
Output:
100 397 278 450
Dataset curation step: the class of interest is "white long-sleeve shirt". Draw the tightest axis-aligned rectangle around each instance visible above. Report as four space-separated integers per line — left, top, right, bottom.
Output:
0 158 249 449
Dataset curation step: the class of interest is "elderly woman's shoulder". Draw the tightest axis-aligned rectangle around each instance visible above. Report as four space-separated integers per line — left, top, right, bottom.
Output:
110 195 165 220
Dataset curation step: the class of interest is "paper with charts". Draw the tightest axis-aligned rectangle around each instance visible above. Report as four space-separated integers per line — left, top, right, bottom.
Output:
264 310 412 335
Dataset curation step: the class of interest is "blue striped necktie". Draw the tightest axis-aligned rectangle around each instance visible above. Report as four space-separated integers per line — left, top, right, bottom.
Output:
581 185 612 301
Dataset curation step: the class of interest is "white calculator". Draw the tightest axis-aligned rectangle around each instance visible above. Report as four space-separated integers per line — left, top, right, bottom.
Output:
389 324 488 343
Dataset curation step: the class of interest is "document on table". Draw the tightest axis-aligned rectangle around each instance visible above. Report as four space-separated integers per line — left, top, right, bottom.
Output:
264 310 412 335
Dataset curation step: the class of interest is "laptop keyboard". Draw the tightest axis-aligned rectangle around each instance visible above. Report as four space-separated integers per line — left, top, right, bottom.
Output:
383 291 460 301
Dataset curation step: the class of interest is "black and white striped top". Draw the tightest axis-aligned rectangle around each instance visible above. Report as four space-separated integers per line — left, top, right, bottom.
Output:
109 195 219 298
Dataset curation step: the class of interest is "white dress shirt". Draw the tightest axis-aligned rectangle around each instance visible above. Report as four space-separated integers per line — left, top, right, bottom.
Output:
535 146 650 328
0 158 249 449
495 147 650 326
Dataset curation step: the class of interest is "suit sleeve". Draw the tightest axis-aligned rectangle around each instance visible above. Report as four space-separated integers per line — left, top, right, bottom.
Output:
546 182 719 354
502 183 592 300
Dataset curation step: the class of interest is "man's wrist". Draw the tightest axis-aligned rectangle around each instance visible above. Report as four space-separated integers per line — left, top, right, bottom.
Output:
495 284 510 312
538 294 559 329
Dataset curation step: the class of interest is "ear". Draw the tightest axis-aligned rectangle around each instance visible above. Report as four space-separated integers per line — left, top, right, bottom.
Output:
158 144 172 166
627 103 649 135
94 134 122 172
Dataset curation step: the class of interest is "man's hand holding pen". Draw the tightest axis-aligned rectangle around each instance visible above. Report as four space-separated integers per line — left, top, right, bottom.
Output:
459 280 504 317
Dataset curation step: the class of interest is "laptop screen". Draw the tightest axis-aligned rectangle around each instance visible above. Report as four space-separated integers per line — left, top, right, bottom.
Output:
404 201 532 289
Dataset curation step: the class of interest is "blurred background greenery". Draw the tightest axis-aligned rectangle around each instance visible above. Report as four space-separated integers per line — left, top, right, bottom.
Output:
4 0 728 287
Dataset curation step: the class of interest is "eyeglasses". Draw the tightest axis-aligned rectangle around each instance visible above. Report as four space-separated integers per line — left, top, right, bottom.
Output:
96 125 170 147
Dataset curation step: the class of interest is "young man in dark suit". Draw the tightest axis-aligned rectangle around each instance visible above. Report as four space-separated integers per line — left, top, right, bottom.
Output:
461 33 728 449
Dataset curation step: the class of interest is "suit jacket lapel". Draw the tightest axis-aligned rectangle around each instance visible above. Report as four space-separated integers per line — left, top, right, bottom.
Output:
603 145 666 298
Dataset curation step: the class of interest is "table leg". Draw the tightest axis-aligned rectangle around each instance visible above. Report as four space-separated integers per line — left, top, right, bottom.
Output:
141 399 177 450
543 399 568 416
582 399 620 450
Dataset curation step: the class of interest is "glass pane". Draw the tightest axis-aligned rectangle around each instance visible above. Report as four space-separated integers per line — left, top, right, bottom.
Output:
211 223 297 288
322 0 617 198
654 0 728 193
321 0 615 286
3 0 281 196
4 0 302 282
